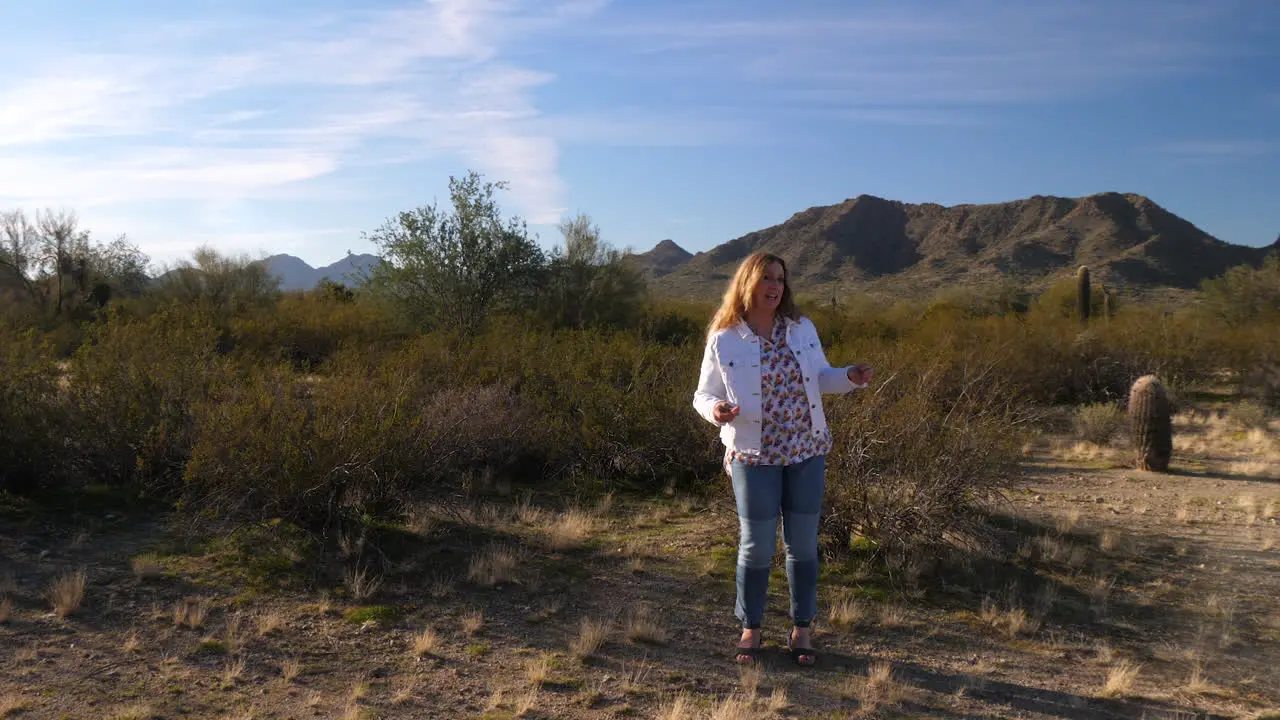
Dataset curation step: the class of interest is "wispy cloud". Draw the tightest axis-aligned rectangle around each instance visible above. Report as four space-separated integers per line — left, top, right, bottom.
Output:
1154 140 1279 162
0 1 614 235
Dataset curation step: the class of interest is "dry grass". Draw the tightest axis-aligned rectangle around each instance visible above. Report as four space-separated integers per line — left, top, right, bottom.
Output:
1056 508 1083 535
767 685 790 712
1099 530 1121 552
1263 538 1276 552
842 661 907 715
110 705 153 720
625 603 667 645
173 597 210 628
828 596 866 630
0 695 31 718
514 688 539 717
525 652 554 687
879 604 909 628
256 609 285 636
468 545 521 587
122 632 141 653
348 673 370 704
224 612 247 653
47 567 86 617
221 656 246 689
544 509 596 550
218 709 256 720
462 609 485 635
344 566 383 602
569 616 609 661
657 694 694 720
1098 660 1141 698
339 704 361 720
737 663 761 701
281 657 301 683
1183 665 1218 696
412 627 440 657
710 695 755 720
621 659 652 695
130 553 163 581
1003 607 1041 638
0 596 11 625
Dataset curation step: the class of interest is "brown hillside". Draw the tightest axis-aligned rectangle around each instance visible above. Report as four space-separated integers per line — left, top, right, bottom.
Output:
625 238 693 279
649 192 1275 300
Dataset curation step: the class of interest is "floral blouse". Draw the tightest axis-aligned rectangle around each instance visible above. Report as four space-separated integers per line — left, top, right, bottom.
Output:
725 319 833 473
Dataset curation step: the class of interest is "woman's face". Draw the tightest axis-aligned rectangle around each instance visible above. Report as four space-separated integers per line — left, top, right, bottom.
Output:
751 261 786 313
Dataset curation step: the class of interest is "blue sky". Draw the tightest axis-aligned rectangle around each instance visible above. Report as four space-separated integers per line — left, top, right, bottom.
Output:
1 0 1277 269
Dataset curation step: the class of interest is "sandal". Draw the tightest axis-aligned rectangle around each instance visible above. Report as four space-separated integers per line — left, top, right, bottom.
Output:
786 628 817 667
734 629 762 665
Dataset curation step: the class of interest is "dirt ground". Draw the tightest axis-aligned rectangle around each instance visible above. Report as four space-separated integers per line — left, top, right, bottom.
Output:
2 410 1279 719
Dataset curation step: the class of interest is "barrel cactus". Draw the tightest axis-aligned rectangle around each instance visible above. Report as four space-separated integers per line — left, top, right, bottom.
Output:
1076 265 1091 323
1129 375 1172 472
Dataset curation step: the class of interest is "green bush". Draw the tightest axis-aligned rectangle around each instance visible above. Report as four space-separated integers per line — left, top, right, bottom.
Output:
179 347 540 529
1230 401 1270 430
0 321 71 494
67 306 231 493
821 342 1030 560
1074 402 1124 445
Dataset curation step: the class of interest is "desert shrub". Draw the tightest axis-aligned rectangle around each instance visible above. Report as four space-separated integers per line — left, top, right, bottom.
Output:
1230 401 1270 430
0 322 71 494
1200 253 1280 326
179 349 540 529
822 342 1031 561
228 290 405 368
1075 402 1124 445
536 214 648 331
67 306 231 492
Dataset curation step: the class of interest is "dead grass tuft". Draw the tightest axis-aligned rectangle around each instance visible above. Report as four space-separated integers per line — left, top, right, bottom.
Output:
47 567 86 617
514 688 539 717
1098 660 1141 698
621 658 652 695
281 657 301 683
256 609 285 636
1003 607 1041 638
412 627 440 657
767 684 790 712
842 661 907 715
1099 530 1122 552
130 553 163 581
657 693 694 720
738 663 761 701
525 652 554 687
545 509 596 550
173 597 210 628
122 632 141 653
1093 641 1115 664
710 695 755 720
1 695 31 718
625 603 667 645
344 566 383 602
1183 665 1218 696
110 705 153 720
829 596 867 630
879 604 909 628
462 609 485 635
569 616 609 661
1056 508 1083 535
223 612 247 653
468 545 522 587
348 673 370 704
220 656 246 689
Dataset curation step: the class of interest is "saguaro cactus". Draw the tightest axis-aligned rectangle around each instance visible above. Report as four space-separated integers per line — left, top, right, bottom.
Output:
1129 375 1172 472
1076 265 1091 323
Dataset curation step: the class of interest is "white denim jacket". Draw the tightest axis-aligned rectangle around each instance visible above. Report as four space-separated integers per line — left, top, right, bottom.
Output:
693 316 863 457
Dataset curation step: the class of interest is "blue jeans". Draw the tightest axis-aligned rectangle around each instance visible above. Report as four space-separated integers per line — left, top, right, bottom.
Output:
729 454 825 629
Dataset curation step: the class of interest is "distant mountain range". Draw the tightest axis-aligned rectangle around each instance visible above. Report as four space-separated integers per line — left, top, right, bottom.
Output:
629 192 1279 300
263 253 381 291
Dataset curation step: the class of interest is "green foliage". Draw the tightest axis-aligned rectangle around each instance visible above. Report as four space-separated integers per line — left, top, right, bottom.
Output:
1074 402 1124 445
1201 253 1280 326
0 321 71 494
822 341 1030 559
153 245 281 320
536 213 647 331
68 306 230 492
227 290 406 369
365 171 545 332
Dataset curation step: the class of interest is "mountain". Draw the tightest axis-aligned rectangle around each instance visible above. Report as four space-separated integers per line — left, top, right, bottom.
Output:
625 239 694 279
649 192 1278 300
264 253 381 291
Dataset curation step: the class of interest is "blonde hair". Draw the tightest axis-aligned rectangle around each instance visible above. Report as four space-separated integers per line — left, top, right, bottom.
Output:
707 252 798 335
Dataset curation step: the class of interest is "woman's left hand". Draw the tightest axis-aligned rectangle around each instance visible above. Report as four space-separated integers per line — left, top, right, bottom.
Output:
847 364 873 385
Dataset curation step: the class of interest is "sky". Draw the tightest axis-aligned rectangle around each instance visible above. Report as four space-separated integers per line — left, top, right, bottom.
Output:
1 0 1278 270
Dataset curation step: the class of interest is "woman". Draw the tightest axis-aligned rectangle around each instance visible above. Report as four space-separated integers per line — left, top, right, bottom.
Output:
692 251 872 667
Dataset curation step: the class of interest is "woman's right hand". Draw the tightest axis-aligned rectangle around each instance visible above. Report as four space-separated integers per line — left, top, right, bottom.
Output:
713 401 740 424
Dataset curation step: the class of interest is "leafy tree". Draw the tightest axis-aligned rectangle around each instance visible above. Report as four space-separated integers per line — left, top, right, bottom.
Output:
538 213 647 330
156 245 281 316
364 171 546 332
